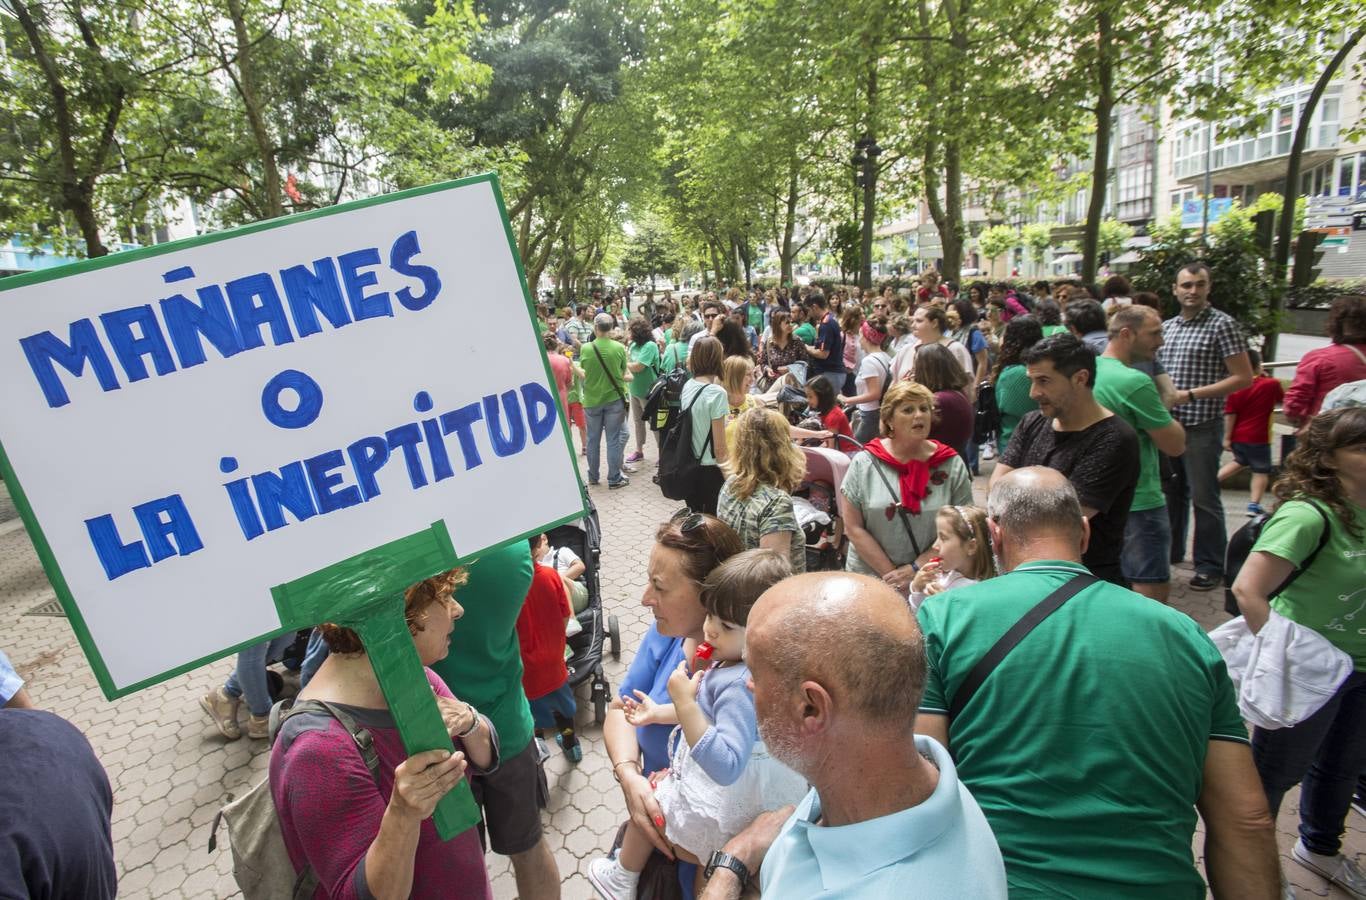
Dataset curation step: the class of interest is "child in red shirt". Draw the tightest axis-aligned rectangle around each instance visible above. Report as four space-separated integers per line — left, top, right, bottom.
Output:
805 377 852 450
518 535 580 762
1218 349 1284 515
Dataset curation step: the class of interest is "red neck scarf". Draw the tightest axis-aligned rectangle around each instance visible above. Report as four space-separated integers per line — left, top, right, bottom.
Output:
865 438 959 514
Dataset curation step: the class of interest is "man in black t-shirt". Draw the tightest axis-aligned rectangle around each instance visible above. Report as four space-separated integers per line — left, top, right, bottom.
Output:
991 334 1139 584
805 291 845 393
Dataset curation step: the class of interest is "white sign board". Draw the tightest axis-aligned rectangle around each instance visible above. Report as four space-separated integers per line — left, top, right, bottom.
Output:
0 175 584 696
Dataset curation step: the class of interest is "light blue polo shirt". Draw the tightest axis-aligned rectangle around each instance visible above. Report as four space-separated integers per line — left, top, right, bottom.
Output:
759 735 1006 898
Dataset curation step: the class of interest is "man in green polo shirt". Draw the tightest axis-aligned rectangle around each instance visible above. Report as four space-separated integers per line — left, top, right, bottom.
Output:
429 541 561 898
915 467 1279 899
579 313 632 488
1094 304 1188 603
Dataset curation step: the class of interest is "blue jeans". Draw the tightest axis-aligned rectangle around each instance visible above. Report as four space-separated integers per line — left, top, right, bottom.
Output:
585 400 628 485
1171 418 1226 577
1254 670 1366 855
224 634 295 717
300 628 329 689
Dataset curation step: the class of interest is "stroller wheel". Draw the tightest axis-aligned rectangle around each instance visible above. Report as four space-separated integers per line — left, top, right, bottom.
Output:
608 615 621 660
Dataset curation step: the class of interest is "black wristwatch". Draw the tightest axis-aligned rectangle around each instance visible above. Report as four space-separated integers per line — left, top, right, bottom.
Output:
705 850 750 890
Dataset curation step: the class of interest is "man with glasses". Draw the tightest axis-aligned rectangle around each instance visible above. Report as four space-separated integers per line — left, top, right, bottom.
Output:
689 300 725 355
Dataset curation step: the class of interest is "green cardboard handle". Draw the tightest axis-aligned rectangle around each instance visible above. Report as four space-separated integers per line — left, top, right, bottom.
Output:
355 608 481 840
271 522 478 840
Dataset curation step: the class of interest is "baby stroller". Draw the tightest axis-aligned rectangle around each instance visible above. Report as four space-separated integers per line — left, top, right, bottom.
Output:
796 446 852 571
545 495 620 724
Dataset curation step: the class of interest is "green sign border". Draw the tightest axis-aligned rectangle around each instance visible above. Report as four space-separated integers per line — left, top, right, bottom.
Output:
0 171 587 700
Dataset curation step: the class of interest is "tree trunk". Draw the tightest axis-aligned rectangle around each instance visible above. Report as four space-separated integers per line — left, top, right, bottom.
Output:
1265 26 1363 360
11 0 116 256
942 140 964 281
225 0 284 219
1081 8 1114 286
780 163 799 286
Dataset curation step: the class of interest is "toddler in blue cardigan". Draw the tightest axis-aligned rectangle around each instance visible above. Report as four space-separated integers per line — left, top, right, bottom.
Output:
588 550 809 899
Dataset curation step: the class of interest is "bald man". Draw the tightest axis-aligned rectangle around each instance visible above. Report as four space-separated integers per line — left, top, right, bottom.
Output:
915 467 1279 899
698 573 1006 900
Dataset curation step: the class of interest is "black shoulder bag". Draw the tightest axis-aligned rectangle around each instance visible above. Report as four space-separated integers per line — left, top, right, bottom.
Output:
863 454 923 560
947 573 1098 721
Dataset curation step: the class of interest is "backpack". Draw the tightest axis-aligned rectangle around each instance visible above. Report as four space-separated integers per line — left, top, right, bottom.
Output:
1223 502 1331 617
658 387 715 501
644 366 691 433
208 699 380 900
974 379 1001 445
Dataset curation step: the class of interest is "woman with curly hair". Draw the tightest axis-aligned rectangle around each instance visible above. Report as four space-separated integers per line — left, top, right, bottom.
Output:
717 407 808 573
1232 406 1366 891
270 567 498 899
991 315 1044 454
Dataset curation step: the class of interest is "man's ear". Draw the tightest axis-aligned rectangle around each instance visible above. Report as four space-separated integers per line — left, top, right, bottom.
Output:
1078 514 1092 556
798 680 834 736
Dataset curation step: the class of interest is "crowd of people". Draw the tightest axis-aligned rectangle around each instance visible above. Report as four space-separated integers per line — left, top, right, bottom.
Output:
3 268 1365 900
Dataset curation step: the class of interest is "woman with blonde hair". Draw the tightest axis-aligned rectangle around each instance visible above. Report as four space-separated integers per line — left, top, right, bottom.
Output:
717 407 808 573
722 355 763 450
838 381 972 595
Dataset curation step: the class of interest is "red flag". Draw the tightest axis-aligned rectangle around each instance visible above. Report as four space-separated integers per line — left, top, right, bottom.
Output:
285 173 302 204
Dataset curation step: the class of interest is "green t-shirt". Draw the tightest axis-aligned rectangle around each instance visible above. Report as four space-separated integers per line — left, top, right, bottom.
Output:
680 379 728 465
995 364 1038 453
629 341 661 398
1256 498 1366 670
794 322 817 345
428 541 535 755
746 303 766 333
1041 324 1069 337
918 560 1247 898
580 336 629 409
662 340 688 372
1093 356 1174 511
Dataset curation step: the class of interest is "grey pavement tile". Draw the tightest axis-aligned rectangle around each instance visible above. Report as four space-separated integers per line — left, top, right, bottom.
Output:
3 453 1364 898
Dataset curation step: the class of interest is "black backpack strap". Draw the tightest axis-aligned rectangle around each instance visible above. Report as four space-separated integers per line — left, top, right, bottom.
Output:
1270 501 1333 598
948 573 1098 722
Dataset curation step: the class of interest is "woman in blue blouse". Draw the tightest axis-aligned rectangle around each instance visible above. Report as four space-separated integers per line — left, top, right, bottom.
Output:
603 512 743 865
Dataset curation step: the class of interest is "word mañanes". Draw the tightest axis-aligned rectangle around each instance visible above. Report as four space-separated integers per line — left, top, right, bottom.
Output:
18 230 441 409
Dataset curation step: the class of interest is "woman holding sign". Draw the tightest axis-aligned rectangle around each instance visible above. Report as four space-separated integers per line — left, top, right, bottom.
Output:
269 568 497 899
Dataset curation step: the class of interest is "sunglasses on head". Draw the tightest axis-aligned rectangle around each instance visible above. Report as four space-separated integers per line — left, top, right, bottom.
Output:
670 507 706 533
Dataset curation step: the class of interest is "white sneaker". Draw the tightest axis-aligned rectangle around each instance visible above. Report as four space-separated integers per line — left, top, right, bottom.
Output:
981 443 996 460
587 856 640 900
1292 838 1366 899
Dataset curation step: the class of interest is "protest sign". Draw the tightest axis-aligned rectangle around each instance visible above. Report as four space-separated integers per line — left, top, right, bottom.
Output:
0 173 586 837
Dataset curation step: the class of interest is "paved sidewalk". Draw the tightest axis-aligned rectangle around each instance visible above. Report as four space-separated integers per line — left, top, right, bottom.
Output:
0 445 1362 898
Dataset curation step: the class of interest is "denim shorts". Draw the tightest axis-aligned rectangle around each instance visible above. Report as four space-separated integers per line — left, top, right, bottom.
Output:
528 680 577 729
1121 505 1172 584
1231 441 1272 474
